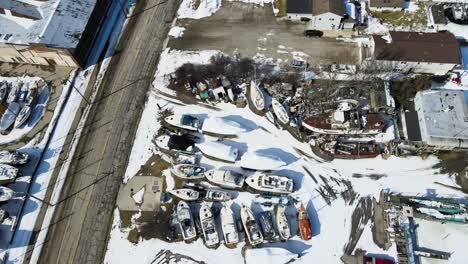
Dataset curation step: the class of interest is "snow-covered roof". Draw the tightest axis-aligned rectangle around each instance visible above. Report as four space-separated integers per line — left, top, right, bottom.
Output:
0 0 97 49
415 90 468 148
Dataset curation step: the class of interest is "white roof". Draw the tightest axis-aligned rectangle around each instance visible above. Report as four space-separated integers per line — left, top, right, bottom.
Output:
0 0 97 48
415 90 468 147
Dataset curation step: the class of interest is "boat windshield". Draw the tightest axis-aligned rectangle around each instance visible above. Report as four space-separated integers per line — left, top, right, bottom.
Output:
181 115 199 127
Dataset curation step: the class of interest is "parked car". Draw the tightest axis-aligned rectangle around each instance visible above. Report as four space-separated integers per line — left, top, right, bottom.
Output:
300 17 311 22
304 30 323 37
290 59 308 68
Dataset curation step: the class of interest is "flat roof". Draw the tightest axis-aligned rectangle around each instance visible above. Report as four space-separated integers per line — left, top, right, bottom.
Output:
415 90 468 141
373 31 461 64
0 0 97 49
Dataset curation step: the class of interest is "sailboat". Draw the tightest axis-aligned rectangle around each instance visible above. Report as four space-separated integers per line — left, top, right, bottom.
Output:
298 203 312 240
271 98 290 125
249 80 265 111
276 204 291 240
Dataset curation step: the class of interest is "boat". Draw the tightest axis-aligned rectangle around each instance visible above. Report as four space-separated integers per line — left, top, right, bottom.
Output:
165 114 202 131
199 202 220 247
204 169 245 189
0 82 9 102
155 134 196 152
321 140 382 159
171 164 206 180
0 164 21 185
200 117 246 137
0 102 20 133
14 105 32 128
271 98 289 125
303 101 385 135
239 149 287 171
245 174 294 195
276 204 291 240
6 82 21 104
258 210 277 241
220 203 239 247
0 186 16 202
249 80 265 111
196 141 239 163
168 188 200 201
240 204 263 246
298 203 312 240
0 150 29 165
176 201 197 240
203 188 231 202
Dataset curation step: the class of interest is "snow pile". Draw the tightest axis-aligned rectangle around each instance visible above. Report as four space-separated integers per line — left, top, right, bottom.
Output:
132 187 145 205
365 17 389 35
244 247 298 263
168 26 186 38
178 0 221 19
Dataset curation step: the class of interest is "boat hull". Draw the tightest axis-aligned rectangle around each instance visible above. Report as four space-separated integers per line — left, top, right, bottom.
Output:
249 81 265 111
177 201 197 241
276 205 291 240
272 98 289 125
240 205 263 246
199 203 220 247
204 170 245 189
298 204 312 240
171 164 206 180
168 189 200 201
220 204 239 247
245 174 294 195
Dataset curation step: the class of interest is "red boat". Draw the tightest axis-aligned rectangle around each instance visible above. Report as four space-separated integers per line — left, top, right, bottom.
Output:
298 203 312 240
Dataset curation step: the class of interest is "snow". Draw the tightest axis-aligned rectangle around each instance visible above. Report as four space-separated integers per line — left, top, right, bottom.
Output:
168 26 185 38
244 247 298 263
365 17 389 35
105 47 468 264
416 219 468 264
177 0 221 19
132 187 145 204
0 0 97 48
441 23 468 40
406 2 419 13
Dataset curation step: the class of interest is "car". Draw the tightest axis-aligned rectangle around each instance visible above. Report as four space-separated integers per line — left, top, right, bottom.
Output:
300 17 311 22
304 30 323 37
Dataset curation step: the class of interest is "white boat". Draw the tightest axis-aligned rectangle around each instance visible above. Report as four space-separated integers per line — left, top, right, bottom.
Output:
165 114 202 131
220 203 239 247
271 98 289 125
176 201 197 240
0 186 16 202
0 82 9 102
0 164 20 185
199 202 220 247
171 164 205 180
240 204 263 246
204 169 245 189
239 149 286 171
245 174 294 195
201 117 245 137
203 188 231 202
14 105 31 128
0 150 29 165
276 205 291 240
6 82 21 104
197 141 239 163
168 188 200 201
249 81 265 111
0 102 20 133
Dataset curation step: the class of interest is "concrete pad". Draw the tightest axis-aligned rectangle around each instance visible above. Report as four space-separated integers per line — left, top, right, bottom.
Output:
117 176 162 212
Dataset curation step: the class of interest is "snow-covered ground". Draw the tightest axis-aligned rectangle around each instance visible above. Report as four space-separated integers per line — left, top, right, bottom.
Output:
105 48 468 264
177 0 275 19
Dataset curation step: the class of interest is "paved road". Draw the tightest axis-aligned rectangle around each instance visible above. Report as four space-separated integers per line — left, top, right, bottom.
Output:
37 0 180 263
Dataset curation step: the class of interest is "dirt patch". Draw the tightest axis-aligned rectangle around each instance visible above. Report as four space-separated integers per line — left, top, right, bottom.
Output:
372 3 428 29
137 208 176 241
136 154 171 176
434 151 468 193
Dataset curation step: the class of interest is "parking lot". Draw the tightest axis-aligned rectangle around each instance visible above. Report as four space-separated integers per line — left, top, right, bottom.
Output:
170 2 360 65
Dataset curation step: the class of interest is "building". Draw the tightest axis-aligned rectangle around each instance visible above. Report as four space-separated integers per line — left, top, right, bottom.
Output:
369 0 405 12
286 0 350 30
0 0 113 68
402 90 468 150
371 31 461 75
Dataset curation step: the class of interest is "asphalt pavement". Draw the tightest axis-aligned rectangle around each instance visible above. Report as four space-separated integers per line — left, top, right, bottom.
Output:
35 0 180 263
